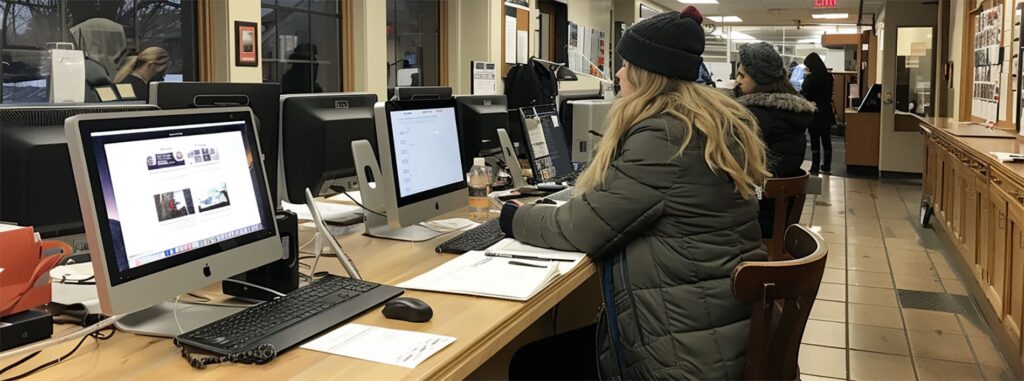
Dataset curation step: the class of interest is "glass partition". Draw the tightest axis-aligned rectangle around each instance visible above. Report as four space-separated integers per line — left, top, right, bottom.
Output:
895 27 934 116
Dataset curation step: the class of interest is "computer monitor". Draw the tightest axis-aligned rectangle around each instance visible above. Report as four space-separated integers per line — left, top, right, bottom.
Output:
519 105 574 184
454 94 509 172
569 99 613 163
279 93 379 204
66 107 281 334
149 82 283 205
556 89 603 149
0 103 159 246
352 99 468 241
392 86 453 100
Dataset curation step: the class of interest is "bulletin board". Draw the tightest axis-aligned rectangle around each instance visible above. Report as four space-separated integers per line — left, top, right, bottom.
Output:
500 3 530 76
973 3 1003 121
567 22 608 78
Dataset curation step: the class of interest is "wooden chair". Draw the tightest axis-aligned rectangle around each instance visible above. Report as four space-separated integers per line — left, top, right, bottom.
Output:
762 172 810 260
732 224 828 381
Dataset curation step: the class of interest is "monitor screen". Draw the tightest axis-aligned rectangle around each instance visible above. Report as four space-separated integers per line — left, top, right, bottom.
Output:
79 112 276 285
387 105 464 199
520 105 573 183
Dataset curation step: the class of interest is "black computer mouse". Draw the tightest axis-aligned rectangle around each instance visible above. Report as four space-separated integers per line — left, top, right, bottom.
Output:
382 297 433 323
536 198 557 205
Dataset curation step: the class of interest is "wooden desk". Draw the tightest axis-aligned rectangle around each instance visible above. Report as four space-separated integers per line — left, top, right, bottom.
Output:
918 117 1024 378
0 210 597 380
845 109 880 169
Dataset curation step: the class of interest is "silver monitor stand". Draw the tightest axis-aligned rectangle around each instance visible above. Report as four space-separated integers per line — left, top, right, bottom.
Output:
497 128 527 190
304 188 363 279
351 139 444 242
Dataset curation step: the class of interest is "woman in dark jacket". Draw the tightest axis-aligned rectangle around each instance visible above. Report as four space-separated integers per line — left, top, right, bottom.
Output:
501 7 769 380
734 42 815 178
800 52 834 174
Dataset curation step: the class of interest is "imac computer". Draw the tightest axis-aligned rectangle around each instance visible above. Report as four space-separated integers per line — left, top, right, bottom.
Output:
351 99 468 241
569 99 613 163
65 107 282 335
454 94 509 172
519 105 574 184
0 103 159 251
391 86 453 101
279 93 379 204
149 82 283 205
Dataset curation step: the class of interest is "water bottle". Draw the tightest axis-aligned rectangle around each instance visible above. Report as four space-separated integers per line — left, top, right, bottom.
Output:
467 157 493 222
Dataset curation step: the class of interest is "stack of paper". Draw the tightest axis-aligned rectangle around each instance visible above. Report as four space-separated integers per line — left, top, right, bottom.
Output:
398 239 586 301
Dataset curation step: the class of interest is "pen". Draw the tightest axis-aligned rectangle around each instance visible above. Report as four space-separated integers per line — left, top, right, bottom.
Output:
485 251 575 262
508 260 548 268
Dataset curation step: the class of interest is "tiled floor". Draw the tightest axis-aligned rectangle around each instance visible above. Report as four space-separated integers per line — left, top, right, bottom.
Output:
797 175 1015 381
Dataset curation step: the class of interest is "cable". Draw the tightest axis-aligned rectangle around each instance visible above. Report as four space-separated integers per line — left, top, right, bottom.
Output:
173 295 184 334
0 323 116 381
327 185 386 216
0 315 120 362
221 278 285 297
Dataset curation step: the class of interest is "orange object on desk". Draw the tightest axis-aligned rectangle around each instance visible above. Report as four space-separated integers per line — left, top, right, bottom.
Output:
0 225 72 317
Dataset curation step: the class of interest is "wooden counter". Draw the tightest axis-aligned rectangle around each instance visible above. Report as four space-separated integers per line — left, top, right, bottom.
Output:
0 209 598 380
918 117 1024 377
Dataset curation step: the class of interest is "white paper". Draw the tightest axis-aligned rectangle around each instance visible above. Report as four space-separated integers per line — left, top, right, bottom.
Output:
399 250 562 301
50 262 94 282
472 61 497 95
281 200 362 222
420 218 477 233
505 16 517 64
991 152 1024 162
301 324 455 369
516 31 529 64
327 191 362 204
487 238 584 274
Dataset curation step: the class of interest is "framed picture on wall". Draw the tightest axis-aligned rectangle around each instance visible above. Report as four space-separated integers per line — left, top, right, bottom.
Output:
235 21 258 67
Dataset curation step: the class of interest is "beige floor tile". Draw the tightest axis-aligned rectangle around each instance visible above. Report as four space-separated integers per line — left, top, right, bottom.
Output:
942 278 968 296
890 259 936 275
969 336 1008 368
848 257 892 273
799 344 848 379
893 272 944 292
848 350 916 381
877 208 911 220
957 315 990 338
881 219 919 239
849 304 904 329
848 270 895 289
847 236 888 247
902 309 964 336
822 268 846 284
908 330 975 363
816 282 846 302
915 358 984 381
848 286 898 307
800 375 845 381
846 245 890 261
802 319 847 348
931 255 959 278
980 364 1014 381
810 300 847 323
889 248 931 262
818 231 847 244
885 237 930 251
848 324 910 355
813 215 849 226
825 253 846 269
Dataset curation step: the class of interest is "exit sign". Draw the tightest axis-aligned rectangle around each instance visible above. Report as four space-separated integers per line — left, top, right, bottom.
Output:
815 0 837 7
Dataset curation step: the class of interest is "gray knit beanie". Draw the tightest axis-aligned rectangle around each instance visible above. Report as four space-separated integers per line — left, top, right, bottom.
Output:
738 42 786 85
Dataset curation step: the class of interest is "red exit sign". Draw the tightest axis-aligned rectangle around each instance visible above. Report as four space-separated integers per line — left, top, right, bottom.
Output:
815 0 837 7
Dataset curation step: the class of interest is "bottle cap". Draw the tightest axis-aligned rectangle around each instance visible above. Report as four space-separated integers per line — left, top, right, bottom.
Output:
473 157 485 167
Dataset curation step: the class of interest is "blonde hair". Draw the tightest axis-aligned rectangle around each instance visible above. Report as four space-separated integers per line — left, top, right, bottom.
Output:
114 47 169 83
575 64 769 200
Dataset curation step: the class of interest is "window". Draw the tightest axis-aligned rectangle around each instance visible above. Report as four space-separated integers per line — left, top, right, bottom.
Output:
0 0 198 103
261 0 341 94
386 0 440 88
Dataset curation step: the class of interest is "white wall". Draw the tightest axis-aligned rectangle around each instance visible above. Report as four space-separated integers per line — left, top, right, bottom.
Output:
448 0 503 95
210 1 261 82
950 0 964 119
559 0 614 92
351 0 388 100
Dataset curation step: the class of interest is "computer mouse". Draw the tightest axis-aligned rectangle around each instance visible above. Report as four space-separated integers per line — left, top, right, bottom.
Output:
536 198 557 205
382 297 433 323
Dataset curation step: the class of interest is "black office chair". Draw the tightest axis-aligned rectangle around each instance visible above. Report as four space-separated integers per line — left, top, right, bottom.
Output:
84 57 113 102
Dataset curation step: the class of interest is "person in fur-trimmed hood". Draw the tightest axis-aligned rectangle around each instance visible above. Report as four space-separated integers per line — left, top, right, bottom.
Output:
733 42 816 178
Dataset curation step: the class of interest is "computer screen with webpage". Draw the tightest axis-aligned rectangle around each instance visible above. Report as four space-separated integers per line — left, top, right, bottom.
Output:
388 106 464 198
83 116 276 284
520 105 574 183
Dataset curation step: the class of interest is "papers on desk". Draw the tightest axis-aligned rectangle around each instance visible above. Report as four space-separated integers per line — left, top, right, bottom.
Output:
399 239 586 301
281 200 362 222
301 323 455 368
991 152 1024 163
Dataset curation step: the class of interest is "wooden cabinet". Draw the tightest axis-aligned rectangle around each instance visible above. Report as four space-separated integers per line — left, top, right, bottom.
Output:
988 180 1010 316
1006 200 1024 349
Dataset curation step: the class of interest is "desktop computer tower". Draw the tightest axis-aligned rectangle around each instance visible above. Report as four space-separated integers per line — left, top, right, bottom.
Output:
223 210 300 300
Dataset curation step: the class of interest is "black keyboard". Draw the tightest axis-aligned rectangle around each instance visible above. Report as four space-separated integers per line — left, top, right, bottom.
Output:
435 219 505 254
175 275 403 355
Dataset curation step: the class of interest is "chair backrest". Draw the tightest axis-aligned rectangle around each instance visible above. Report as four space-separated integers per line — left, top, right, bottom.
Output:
732 224 827 381
762 172 810 260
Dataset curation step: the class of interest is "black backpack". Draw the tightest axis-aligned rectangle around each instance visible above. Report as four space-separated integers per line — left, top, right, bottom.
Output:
504 58 558 109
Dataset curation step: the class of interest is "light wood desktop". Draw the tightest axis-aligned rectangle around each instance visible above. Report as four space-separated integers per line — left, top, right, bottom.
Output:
0 208 598 380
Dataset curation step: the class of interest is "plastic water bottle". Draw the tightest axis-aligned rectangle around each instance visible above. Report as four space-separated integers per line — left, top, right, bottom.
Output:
467 157 493 222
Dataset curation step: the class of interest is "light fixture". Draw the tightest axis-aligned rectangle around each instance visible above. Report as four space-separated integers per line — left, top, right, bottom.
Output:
708 16 743 22
678 0 719 4
812 13 849 19
797 38 819 44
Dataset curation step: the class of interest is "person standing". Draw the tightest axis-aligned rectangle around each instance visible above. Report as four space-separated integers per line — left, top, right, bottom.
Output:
502 6 768 379
800 52 834 175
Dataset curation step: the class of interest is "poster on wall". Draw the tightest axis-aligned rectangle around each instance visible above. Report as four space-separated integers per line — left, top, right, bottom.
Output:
973 5 1002 121
234 21 258 67
566 22 608 78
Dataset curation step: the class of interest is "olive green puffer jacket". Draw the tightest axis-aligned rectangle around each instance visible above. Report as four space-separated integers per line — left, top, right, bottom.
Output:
512 115 766 380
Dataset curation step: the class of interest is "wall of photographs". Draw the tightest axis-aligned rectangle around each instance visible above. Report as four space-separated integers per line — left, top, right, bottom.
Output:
974 4 1003 121
567 22 608 79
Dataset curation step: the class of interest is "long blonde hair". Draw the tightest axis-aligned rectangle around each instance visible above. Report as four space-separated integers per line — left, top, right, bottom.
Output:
114 47 169 83
575 64 769 200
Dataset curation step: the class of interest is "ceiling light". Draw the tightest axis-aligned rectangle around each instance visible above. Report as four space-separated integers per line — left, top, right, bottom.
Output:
729 31 757 41
678 0 718 4
797 38 819 44
707 16 742 22
812 13 849 19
